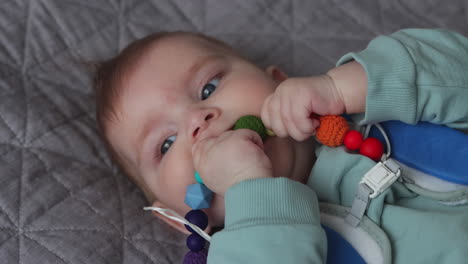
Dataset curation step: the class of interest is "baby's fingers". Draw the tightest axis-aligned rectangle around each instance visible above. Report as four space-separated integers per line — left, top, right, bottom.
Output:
261 95 273 131
282 95 309 141
278 90 302 140
192 136 217 170
292 104 319 139
236 128 265 150
294 108 320 137
267 93 289 137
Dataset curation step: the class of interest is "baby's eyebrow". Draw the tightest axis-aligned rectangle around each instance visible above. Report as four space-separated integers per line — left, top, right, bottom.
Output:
186 54 224 78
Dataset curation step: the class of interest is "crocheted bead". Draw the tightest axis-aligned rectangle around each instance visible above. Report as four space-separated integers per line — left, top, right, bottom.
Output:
184 210 208 233
183 248 208 264
315 115 350 147
184 183 213 209
186 233 205 252
233 115 268 140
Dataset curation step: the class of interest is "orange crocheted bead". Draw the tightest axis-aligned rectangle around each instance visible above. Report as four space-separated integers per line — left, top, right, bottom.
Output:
315 115 350 147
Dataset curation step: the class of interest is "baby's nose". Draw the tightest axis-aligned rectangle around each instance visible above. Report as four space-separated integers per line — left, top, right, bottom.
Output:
186 108 220 143
192 113 214 138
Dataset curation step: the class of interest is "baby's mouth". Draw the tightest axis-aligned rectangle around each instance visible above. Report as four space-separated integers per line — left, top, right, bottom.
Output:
231 116 312 184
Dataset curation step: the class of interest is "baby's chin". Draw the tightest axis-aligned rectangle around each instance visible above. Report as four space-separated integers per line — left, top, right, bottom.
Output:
263 136 315 184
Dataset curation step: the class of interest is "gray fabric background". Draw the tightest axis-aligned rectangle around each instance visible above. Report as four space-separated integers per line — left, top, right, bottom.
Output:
0 0 467 263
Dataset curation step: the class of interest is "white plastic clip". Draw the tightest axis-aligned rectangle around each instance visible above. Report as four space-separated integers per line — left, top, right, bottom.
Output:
360 158 401 198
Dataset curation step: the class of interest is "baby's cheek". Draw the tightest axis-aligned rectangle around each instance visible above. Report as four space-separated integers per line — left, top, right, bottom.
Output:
240 84 275 113
157 155 194 206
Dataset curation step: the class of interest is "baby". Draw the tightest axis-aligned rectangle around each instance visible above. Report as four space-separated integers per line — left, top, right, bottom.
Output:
94 30 468 263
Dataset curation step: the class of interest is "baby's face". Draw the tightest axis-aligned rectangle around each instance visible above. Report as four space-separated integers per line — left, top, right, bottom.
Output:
107 35 315 230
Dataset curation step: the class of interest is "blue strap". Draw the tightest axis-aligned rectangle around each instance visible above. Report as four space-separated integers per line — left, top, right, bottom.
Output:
369 121 468 185
322 225 365 264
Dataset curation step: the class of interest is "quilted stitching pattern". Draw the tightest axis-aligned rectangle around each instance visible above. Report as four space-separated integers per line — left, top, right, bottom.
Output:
0 0 467 263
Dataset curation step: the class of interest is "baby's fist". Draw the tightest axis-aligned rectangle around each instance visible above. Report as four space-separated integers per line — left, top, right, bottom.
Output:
261 75 345 141
192 129 273 195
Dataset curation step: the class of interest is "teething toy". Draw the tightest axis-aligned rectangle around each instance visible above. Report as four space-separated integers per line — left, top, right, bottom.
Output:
235 115 351 147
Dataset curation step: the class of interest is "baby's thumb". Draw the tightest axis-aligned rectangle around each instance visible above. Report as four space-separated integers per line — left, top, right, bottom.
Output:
191 138 208 168
191 141 201 170
239 129 265 150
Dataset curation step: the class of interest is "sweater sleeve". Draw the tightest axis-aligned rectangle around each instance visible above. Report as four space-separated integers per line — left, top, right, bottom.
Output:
337 28 468 132
207 177 327 263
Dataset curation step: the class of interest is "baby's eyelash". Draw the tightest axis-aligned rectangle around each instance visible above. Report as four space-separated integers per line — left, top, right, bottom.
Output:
154 132 176 161
154 142 163 161
199 73 223 99
154 139 165 161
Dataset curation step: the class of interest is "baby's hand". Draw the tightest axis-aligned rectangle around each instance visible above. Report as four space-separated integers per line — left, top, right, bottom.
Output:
192 129 273 195
261 75 345 141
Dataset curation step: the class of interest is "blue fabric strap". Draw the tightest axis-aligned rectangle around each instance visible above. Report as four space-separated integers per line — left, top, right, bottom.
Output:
369 121 468 185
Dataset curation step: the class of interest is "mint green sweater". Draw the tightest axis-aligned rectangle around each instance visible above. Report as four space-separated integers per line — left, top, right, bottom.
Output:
208 29 468 263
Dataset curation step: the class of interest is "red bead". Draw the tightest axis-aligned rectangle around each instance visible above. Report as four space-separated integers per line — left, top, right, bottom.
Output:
343 130 363 150
359 137 384 161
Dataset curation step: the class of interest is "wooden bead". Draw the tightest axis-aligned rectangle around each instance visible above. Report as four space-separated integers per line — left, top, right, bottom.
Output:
359 137 384 161
344 130 364 150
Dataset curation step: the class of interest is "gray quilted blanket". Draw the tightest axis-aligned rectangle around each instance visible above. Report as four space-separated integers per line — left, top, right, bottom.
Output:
1 0 467 263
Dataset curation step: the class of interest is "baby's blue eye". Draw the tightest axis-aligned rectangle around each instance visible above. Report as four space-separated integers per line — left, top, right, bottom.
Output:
201 78 219 100
161 135 176 155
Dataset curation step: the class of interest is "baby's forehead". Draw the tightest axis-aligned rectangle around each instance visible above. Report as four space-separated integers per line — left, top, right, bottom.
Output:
123 34 233 91
149 34 233 60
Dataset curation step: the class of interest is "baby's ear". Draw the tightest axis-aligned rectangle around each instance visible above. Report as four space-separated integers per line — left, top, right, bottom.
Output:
265 65 288 82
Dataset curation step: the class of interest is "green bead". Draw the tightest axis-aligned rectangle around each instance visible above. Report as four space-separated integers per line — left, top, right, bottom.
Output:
233 115 268 140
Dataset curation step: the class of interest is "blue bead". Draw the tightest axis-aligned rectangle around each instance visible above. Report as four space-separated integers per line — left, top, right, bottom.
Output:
186 233 205 252
184 210 208 233
184 183 213 209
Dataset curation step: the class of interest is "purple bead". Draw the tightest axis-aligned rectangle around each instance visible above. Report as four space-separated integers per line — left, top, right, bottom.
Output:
186 233 205 252
184 210 208 233
183 248 208 264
